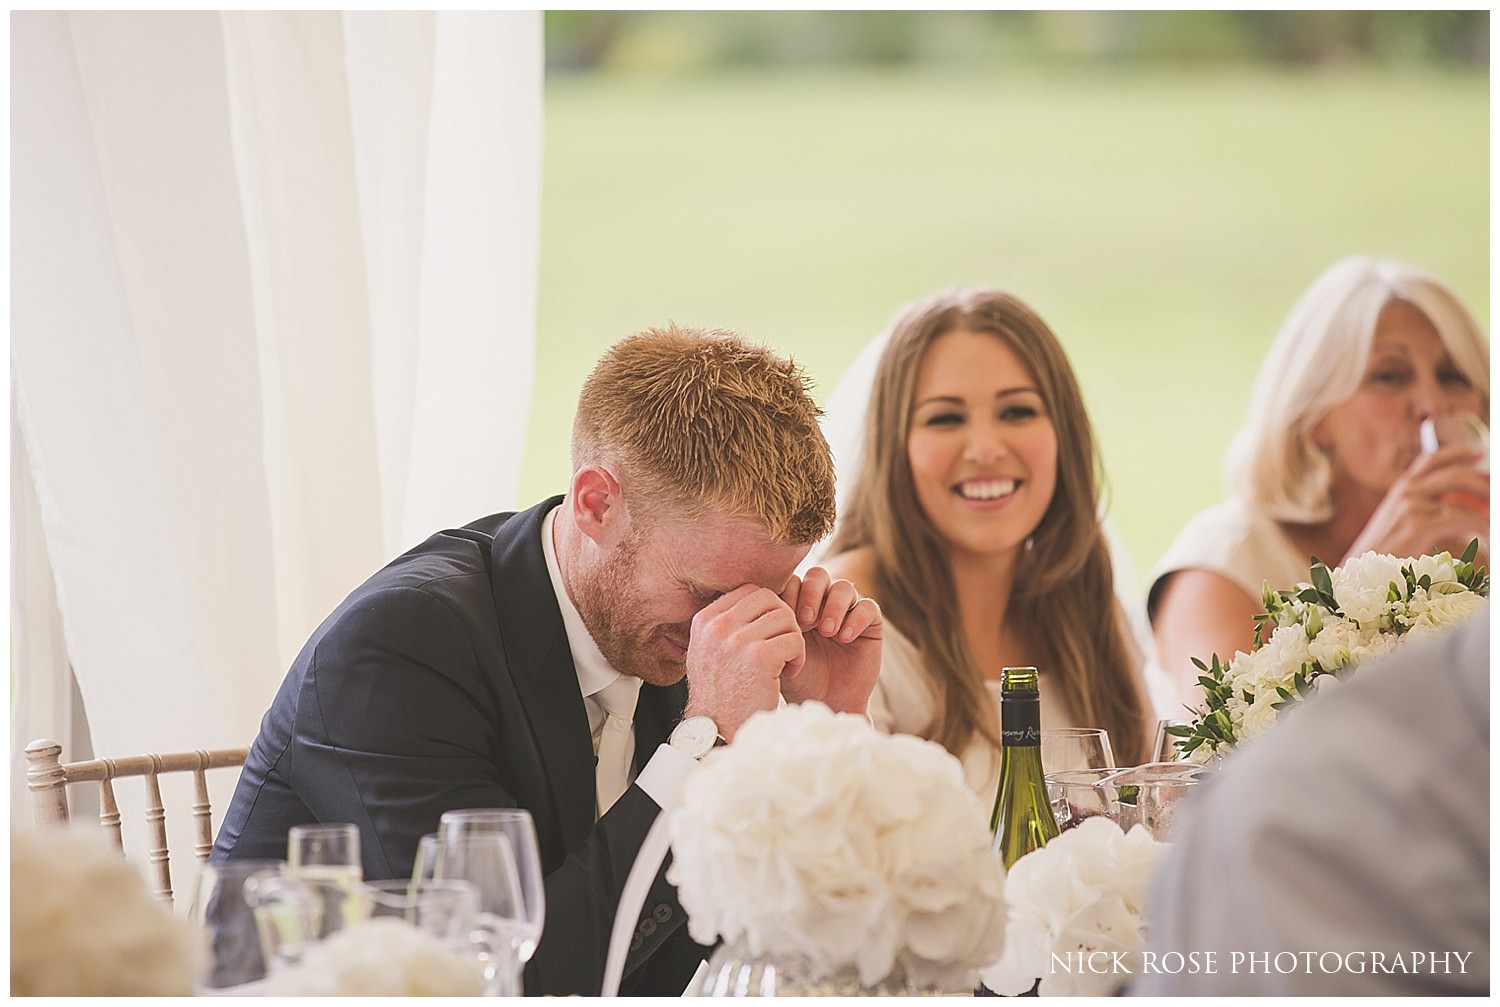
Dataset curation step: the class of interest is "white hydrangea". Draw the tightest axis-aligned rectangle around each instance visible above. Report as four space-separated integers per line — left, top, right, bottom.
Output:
979 818 1170 997
10 828 201 995
667 702 1008 992
262 918 484 996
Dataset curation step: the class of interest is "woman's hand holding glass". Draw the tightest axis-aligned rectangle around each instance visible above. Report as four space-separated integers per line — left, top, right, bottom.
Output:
1348 423 1489 563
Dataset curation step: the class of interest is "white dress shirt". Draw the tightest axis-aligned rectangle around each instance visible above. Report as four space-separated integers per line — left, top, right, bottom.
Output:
540 506 698 815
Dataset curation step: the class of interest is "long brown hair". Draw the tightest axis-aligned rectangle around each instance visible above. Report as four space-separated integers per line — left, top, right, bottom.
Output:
829 287 1150 764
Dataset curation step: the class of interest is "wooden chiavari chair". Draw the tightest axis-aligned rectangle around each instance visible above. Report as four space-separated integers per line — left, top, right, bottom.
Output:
25 737 249 907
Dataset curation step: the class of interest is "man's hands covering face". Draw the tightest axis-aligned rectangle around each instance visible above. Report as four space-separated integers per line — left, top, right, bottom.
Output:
683 568 881 742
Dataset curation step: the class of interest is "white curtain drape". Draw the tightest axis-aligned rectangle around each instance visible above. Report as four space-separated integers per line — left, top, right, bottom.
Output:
11 10 543 895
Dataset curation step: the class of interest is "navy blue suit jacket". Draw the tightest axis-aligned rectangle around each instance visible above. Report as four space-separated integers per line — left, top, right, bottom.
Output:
212 497 706 994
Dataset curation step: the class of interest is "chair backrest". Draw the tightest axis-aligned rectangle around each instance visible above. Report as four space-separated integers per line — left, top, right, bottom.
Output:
25 737 249 907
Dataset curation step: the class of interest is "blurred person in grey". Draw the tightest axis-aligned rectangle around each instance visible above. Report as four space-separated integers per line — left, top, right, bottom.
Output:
1134 609 1487 995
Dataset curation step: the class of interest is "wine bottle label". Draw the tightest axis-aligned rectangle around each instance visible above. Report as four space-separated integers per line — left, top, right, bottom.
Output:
1001 699 1041 746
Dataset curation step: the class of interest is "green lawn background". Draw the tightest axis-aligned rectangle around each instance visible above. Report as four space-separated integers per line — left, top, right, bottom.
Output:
523 65 1489 593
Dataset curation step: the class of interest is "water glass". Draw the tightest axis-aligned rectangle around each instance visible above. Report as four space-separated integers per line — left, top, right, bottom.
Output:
189 858 287 989
1041 728 1115 775
360 878 482 941
287 822 362 884
1045 768 1131 832
1104 762 1211 841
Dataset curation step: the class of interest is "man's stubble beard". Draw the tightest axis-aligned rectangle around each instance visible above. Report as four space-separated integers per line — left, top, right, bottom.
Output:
571 533 687 688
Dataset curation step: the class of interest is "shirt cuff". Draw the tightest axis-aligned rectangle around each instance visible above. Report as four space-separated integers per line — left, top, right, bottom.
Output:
634 742 700 812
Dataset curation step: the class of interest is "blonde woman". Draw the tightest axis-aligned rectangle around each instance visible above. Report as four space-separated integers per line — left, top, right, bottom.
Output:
1149 256 1490 707
822 287 1154 797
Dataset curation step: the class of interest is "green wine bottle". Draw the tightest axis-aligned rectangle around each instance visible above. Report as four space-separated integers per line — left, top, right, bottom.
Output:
989 666 1059 867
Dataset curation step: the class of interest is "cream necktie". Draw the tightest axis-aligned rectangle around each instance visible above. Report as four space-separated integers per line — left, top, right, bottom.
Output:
594 676 641 817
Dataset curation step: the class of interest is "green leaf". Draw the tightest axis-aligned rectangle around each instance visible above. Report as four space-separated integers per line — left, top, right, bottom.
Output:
1461 538 1479 565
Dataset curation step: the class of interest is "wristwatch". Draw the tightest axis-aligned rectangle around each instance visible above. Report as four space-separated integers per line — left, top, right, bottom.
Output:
668 715 722 760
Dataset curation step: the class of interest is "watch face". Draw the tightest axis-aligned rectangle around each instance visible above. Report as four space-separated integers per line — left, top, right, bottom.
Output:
672 716 717 757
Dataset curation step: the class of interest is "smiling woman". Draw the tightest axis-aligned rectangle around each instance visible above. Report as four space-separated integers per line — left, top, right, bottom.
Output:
820 286 1156 798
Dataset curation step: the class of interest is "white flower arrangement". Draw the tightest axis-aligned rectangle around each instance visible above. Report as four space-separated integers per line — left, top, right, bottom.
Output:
10 827 201 995
666 701 1009 992
979 817 1170 997
262 917 485 996
1169 541 1488 762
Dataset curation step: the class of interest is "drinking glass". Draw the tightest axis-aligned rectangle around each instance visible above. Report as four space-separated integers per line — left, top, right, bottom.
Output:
287 822 363 942
1151 720 1189 763
414 832 527 995
1131 776 1203 841
1044 768 1131 832
188 858 287 989
1420 412 1489 465
1421 413 1490 517
360 878 482 942
287 822 362 886
1103 762 1213 840
1041 728 1115 776
439 809 546 965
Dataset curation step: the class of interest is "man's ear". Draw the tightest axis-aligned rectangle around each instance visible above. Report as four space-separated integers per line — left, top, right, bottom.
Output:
570 465 626 546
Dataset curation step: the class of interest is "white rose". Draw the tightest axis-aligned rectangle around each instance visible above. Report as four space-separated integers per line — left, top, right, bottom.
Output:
1409 552 1458 587
1236 688 1283 744
1227 622 1308 698
1405 588 1486 640
1307 617 1369 671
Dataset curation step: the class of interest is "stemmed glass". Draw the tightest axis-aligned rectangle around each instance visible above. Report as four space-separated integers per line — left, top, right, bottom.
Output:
438 809 546 966
188 858 287 990
414 832 527 995
1041 728 1115 776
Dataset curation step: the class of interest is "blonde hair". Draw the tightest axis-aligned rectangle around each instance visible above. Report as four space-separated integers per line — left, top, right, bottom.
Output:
1227 256 1490 522
830 287 1150 764
572 325 836 544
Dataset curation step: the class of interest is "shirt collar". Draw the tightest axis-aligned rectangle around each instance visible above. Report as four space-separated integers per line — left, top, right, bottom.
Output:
541 504 626 701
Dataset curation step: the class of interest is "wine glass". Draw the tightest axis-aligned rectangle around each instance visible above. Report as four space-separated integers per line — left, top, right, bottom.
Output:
414 832 527 995
438 809 546 965
188 858 287 989
1041 728 1115 776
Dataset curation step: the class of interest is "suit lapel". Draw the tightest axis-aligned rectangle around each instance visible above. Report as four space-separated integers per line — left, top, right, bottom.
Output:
486 497 597 852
